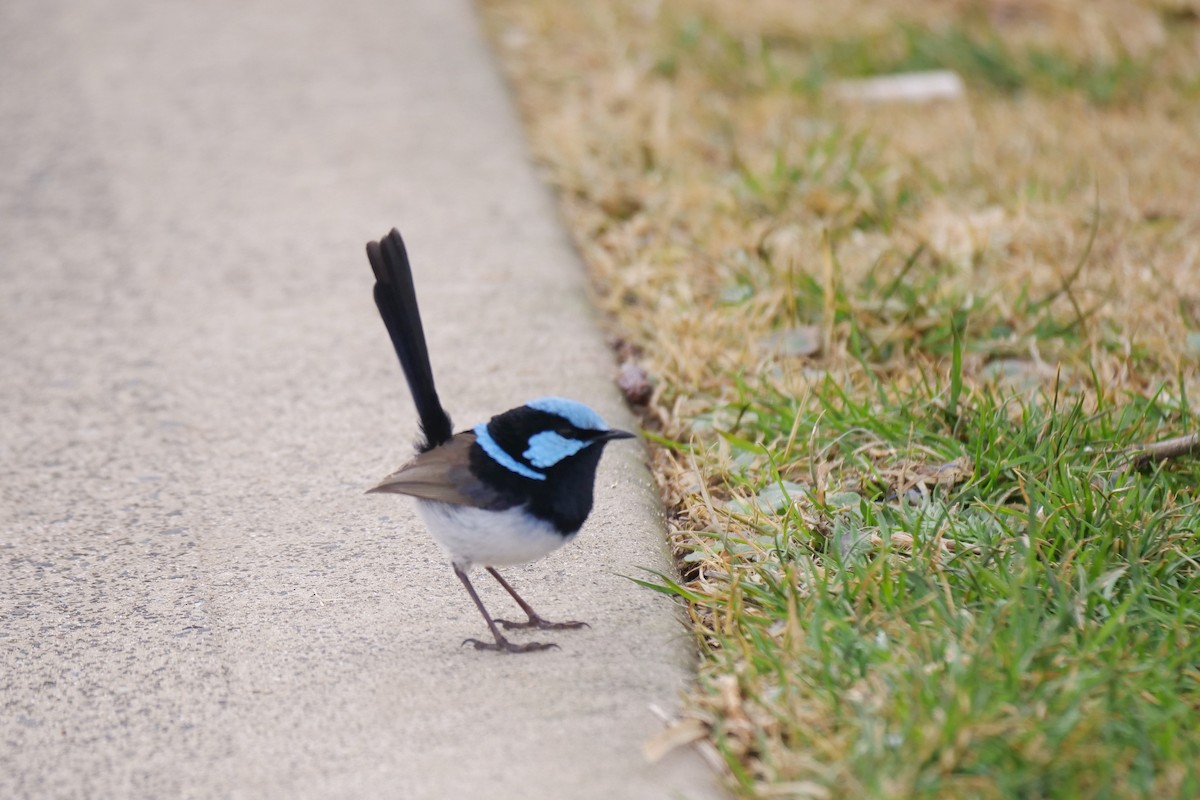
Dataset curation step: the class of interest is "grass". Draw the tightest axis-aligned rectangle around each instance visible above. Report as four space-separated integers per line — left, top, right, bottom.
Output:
643 374 1200 797
478 0 1200 796
672 15 1152 104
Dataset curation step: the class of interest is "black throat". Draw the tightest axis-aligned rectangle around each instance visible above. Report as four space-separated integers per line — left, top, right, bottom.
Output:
468 440 607 535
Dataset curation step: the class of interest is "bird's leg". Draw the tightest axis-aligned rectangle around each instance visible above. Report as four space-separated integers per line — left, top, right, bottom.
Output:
487 567 590 631
453 566 557 653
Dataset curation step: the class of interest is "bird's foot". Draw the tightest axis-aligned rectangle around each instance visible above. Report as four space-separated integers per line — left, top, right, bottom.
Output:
462 636 559 654
497 615 590 631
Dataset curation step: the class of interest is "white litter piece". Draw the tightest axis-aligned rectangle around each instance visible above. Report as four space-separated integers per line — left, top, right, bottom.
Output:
832 70 965 103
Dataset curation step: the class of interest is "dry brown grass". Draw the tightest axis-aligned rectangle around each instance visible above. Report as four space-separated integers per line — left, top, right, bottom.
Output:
482 0 1199 398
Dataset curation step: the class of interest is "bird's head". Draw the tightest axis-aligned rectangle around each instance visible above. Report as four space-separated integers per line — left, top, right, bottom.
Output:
472 396 635 483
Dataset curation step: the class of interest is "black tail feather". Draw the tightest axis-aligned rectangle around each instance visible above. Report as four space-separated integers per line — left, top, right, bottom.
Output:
366 229 454 450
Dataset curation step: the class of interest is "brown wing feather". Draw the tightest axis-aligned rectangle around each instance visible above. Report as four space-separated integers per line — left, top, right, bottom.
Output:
367 432 515 510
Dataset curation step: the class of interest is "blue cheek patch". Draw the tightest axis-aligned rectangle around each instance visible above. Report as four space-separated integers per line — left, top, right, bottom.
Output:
523 431 591 468
526 397 609 432
473 424 546 481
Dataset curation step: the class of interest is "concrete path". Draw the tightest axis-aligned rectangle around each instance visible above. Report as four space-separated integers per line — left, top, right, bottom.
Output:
0 1 717 797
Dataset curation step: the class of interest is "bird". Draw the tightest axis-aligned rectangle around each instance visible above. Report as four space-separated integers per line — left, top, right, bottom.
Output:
364 228 635 653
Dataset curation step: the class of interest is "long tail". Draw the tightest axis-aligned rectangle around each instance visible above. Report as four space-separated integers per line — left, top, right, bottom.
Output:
366 229 453 451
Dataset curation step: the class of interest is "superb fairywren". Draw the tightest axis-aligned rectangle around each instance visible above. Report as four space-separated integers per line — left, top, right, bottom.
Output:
365 229 635 653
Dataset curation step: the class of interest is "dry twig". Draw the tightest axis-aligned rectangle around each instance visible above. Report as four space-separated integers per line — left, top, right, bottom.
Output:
1125 432 1200 470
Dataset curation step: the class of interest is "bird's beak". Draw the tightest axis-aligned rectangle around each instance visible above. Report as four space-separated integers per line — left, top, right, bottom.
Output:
602 429 637 441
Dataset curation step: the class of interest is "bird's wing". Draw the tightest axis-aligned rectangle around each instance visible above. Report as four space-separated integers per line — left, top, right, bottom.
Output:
367 432 519 511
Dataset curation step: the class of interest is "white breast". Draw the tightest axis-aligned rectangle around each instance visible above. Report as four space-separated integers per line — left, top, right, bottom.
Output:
415 500 575 571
